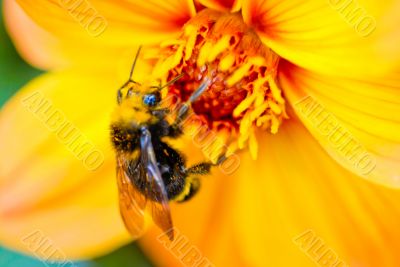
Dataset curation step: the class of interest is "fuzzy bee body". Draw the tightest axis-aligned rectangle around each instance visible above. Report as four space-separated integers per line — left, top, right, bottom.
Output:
111 106 208 202
110 48 215 240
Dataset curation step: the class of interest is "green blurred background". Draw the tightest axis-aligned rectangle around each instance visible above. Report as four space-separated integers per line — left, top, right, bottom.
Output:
0 1 153 266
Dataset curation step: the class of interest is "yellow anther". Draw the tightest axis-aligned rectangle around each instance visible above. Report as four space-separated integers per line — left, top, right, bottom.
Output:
169 45 184 69
239 113 252 136
184 24 197 36
184 28 197 61
197 42 212 66
233 92 256 117
268 100 282 114
248 56 266 66
226 62 252 86
256 115 269 127
269 78 285 104
208 35 231 62
219 54 236 71
254 85 266 107
251 102 268 121
270 116 280 134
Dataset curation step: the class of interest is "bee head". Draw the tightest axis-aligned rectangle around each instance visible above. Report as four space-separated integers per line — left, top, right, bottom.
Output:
142 91 161 107
117 81 162 107
116 45 182 108
112 82 162 136
112 47 183 135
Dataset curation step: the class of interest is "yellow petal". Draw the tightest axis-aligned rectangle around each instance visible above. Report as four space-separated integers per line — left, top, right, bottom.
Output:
4 0 142 71
139 165 246 266
234 117 400 266
280 61 400 188
0 70 131 259
242 0 400 78
198 0 242 12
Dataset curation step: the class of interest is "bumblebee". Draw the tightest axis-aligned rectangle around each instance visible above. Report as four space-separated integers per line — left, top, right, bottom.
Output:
110 48 219 240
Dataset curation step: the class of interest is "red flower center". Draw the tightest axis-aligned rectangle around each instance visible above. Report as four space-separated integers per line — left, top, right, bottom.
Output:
150 9 287 159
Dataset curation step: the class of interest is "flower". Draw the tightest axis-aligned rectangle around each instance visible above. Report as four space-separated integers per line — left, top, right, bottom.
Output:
1 0 400 266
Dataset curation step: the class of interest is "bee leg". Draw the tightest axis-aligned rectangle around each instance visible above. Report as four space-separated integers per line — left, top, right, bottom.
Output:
186 154 226 174
168 78 211 138
151 108 170 120
174 78 211 124
177 156 226 203
186 162 212 175
176 177 201 203
168 125 184 138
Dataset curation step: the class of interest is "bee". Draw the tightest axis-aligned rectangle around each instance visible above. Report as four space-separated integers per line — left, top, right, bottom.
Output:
110 47 220 240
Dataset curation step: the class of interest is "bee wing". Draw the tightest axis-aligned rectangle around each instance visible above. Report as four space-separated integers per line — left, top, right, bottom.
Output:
140 128 174 240
116 155 147 239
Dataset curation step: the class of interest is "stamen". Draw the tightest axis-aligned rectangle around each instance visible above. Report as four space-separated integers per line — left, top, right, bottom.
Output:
184 25 197 61
197 42 213 67
233 92 256 117
268 100 282 114
226 61 253 86
208 35 231 62
251 103 268 121
269 78 285 104
219 54 236 71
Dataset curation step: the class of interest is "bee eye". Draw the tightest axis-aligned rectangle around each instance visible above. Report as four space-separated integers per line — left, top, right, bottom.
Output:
143 94 158 107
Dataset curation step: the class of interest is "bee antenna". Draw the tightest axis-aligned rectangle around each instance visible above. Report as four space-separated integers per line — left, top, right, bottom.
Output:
129 46 142 81
158 73 185 90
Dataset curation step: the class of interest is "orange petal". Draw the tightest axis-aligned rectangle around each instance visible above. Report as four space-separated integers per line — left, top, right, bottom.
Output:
198 0 241 12
8 0 195 68
0 70 132 259
280 61 400 188
242 0 400 77
4 0 141 71
15 0 195 44
233 117 400 266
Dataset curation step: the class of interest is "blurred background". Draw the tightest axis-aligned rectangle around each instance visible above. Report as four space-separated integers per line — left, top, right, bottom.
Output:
0 1 153 266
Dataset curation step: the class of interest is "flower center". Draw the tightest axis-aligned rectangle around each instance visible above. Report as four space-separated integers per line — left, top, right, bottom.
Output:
151 9 287 159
